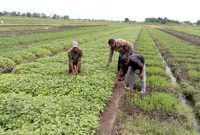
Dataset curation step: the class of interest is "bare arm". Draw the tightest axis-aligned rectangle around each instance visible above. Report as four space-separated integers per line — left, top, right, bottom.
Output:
108 49 114 65
77 58 81 72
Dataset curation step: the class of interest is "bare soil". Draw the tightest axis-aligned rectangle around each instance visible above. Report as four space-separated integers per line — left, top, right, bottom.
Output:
112 92 188 135
97 80 124 135
159 29 200 49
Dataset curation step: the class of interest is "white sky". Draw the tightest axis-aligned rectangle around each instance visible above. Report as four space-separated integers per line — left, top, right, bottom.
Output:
0 0 200 22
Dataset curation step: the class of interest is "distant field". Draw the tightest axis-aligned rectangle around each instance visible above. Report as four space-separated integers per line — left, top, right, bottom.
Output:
0 17 121 37
0 16 109 25
164 25 200 37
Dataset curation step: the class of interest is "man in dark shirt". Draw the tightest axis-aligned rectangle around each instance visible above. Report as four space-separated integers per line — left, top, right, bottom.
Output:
68 41 83 75
107 38 134 81
120 54 146 93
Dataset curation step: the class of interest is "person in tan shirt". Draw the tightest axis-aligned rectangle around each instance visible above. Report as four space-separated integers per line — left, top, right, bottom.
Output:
107 38 134 81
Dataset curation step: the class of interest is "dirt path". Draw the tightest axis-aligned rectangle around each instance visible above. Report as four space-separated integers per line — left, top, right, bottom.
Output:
97 80 124 135
159 29 200 49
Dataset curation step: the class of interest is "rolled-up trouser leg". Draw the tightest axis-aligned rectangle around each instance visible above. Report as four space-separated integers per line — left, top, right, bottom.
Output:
129 68 136 89
125 67 132 86
141 65 146 92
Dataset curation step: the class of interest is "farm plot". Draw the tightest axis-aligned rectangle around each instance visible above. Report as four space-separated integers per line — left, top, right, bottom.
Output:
159 28 200 48
0 26 129 72
113 28 194 135
165 25 200 37
149 28 200 119
0 27 141 134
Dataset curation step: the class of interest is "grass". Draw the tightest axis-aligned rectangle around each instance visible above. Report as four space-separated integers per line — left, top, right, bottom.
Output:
119 114 193 135
146 66 166 76
131 92 181 112
116 91 193 135
147 75 172 89
188 70 200 80
0 57 15 68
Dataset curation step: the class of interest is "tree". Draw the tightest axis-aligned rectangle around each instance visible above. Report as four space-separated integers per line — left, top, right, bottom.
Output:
52 14 60 19
145 17 179 24
21 13 27 17
26 12 32 17
32 13 40 18
63 15 69 20
125 18 129 22
183 21 192 25
41 13 47 18
3 11 9 16
10 11 17 16
197 20 200 25
0 12 4 16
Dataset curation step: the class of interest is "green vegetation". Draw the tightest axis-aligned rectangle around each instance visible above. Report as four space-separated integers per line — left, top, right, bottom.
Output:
149 28 200 121
0 57 15 68
119 115 193 135
166 25 200 37
145 17 180 24
0 26 129 70
131 92 181 112
135 28 172 91
1 18 200 134
0 26 141 134
115 28 194 134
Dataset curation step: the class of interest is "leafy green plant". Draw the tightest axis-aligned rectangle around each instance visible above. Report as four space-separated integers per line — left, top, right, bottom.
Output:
0 57 15 68
131 92 180 112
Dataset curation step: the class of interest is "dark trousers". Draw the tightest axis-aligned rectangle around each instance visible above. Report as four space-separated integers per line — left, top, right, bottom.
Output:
68 62 81 73
118 55 128 77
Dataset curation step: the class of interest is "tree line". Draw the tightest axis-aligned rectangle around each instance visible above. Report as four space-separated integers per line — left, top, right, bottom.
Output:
144 17 200 25
0 11 69 19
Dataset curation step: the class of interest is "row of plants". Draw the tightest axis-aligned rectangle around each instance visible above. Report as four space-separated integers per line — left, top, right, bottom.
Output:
148 28 200 119
149 28 200 86
165 25 200 37
0 27 141 134
116 28 194 135
0 26 129 71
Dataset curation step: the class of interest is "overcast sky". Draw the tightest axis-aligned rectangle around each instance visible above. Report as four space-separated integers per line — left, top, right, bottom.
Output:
0 0 199 22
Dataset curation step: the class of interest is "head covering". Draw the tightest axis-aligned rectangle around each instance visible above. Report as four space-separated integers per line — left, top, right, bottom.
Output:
72 41 79 48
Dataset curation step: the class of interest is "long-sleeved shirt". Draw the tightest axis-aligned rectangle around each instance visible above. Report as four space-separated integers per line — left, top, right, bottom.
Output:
128 55 145 72
108 39 133 63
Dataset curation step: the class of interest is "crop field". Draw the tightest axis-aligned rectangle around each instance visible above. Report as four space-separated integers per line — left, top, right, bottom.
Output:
0 17 200 134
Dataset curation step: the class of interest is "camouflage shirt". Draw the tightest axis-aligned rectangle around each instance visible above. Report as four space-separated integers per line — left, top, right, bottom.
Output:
108 39 133 63
68 48 83 64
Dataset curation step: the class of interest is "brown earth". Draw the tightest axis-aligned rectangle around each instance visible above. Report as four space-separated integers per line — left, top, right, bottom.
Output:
97 80 124 135
159 29 200 49
112 92 188 135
